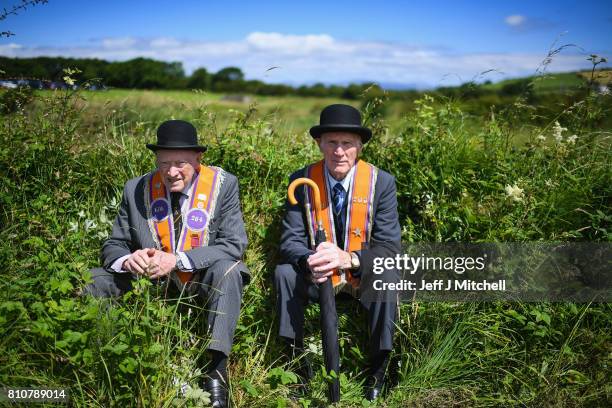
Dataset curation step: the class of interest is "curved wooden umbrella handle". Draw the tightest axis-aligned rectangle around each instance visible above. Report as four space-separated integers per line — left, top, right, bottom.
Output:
288 177 323 224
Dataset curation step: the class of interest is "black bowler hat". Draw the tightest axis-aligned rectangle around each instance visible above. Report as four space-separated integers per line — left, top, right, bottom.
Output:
146 120 207 152
309 104 372 143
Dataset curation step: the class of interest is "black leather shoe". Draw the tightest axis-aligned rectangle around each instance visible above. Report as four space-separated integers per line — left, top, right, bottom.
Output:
203 376 228 408
364 375 385 402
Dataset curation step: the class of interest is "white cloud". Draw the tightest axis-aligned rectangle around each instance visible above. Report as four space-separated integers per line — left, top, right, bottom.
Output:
0 33 595 88
0 43 22 56
246 32 336 54
150 37 182 48
505 14 526 27
101 37 137 49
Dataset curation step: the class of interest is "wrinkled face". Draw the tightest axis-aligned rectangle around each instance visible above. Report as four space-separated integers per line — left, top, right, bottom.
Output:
317 132 363 180
155 149 202 192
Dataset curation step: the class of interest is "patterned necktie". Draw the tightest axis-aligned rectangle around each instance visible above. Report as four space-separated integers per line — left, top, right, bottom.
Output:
170 192 182 243
332 183 346 248
332 183 346 216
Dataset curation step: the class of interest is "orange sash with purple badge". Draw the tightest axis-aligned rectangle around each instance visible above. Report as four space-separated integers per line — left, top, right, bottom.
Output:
145 166 222 283
303 160 377 289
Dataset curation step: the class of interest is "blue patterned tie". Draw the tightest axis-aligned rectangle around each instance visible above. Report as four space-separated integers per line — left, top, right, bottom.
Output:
171 192 182 244
332 183 346 248
332 183 345 217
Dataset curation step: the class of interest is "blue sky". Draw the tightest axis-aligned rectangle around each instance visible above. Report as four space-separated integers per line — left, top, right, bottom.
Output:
1 0 610 88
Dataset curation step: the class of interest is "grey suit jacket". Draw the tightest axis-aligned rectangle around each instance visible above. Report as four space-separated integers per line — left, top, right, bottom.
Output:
101 168 250 280
279 162 402 276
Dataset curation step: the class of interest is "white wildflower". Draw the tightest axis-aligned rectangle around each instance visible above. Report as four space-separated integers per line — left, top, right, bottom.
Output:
504 184 524 202
566 134 578 144
536 134 546 142
172 375 189 397
307 340 321 354
77 210 86 218
99 209 111 226
180 382 189 396
63 76 75 86
552 121 566 143
84 219 97 231
68 221 79 232
108 196 119 208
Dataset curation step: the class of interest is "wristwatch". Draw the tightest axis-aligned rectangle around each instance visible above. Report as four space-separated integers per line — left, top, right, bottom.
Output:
350 252 360 270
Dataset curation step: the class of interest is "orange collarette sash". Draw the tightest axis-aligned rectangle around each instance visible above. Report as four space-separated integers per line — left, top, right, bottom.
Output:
303 160 378 289
145 166 222 283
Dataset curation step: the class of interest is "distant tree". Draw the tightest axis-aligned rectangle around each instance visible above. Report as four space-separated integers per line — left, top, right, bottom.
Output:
342 83 368 100
296 85 310 97
306 83 328 97
211 67 245 92
214 67 244 82
104 58 185 89
253 81 293 96
242 79 265 94
187 68 211 89
327 85 344 98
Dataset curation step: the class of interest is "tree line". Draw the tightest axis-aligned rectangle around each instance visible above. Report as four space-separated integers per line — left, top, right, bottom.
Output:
0 56 397 99
1 56 598 101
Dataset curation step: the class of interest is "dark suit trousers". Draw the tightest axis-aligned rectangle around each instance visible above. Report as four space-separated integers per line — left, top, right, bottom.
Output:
274 263 397 355
84 259 245 356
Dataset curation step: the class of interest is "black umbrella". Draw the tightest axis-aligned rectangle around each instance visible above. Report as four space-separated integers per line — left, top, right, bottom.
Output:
288 178 340 403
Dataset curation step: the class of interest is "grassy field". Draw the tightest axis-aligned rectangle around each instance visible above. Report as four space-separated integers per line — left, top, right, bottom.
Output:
66 89 360 146
0 80 611 407
577 69 612 85
481 72 587 92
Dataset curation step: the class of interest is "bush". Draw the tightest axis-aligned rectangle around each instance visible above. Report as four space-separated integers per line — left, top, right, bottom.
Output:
0 85 34 114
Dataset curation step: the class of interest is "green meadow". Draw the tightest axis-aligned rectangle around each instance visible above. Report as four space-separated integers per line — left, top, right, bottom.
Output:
0 72 610 407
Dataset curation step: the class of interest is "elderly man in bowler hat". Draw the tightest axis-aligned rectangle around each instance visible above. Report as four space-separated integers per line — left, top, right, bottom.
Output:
274 104 401 401
85 120 248 407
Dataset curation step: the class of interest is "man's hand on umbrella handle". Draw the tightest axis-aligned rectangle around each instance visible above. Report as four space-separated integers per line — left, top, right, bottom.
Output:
309 269 334 284
307 242 352 283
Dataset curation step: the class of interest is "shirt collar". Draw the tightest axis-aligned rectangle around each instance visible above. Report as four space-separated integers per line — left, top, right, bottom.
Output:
181 180 193 197
165 178 193 199
324 162 356 192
